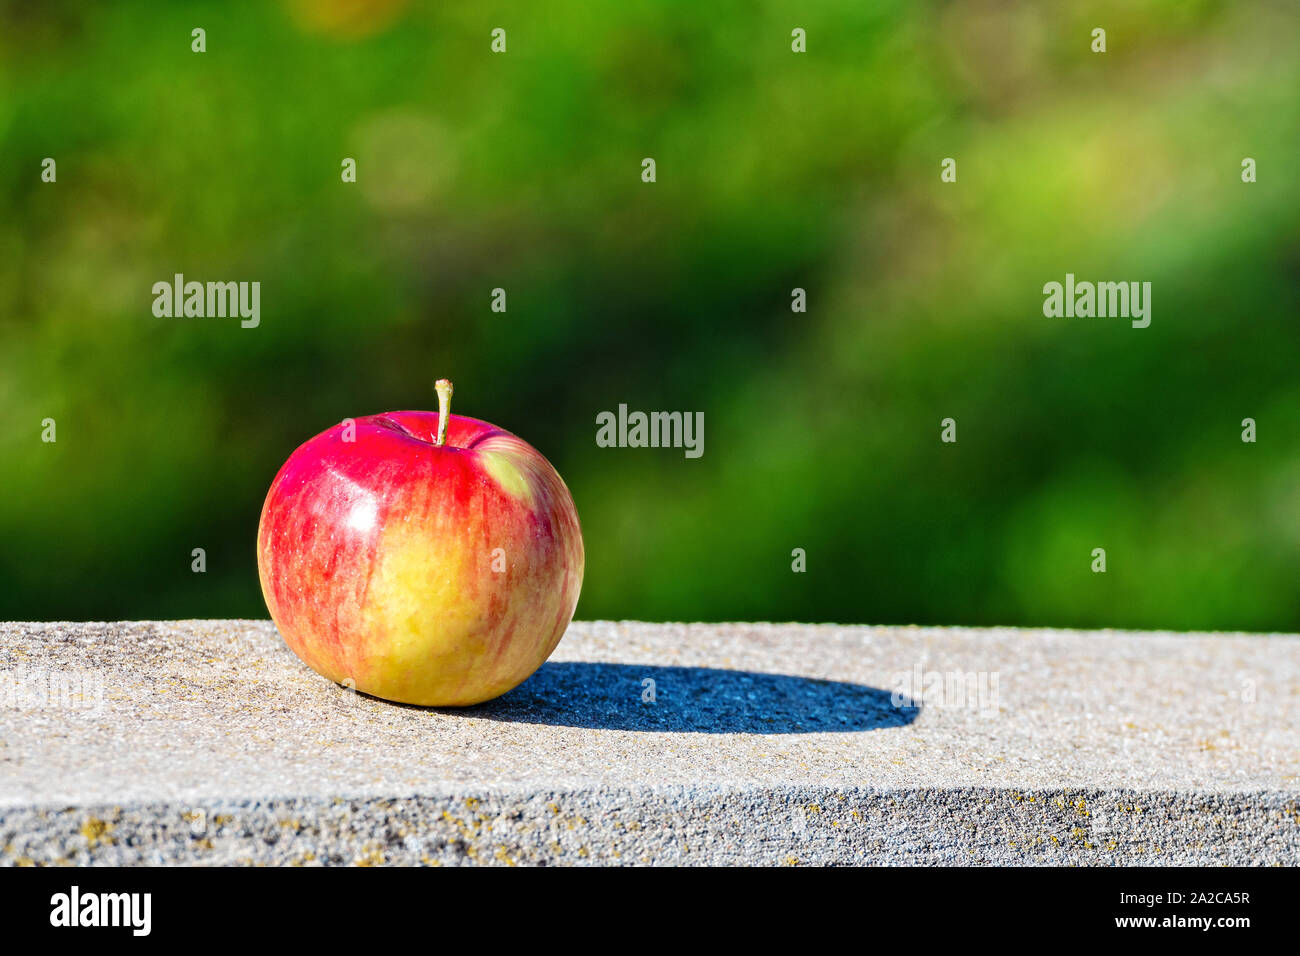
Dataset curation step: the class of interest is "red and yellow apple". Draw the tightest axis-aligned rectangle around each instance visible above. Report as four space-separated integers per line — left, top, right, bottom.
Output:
256 380 583 706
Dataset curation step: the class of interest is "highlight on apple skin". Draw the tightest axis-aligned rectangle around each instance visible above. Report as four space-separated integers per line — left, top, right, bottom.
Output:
256 380 584 706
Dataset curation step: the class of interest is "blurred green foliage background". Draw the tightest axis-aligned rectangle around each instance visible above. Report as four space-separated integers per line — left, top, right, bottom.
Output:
2 0 1299 630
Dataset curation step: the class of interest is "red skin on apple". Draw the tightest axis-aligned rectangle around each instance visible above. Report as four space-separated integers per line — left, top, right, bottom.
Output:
256 383 583 706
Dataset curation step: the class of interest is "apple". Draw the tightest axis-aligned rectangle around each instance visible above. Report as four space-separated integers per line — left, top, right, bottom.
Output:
257 379 584 706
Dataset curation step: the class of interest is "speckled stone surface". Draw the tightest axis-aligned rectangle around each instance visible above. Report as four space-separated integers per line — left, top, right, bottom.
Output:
1 620 1297 865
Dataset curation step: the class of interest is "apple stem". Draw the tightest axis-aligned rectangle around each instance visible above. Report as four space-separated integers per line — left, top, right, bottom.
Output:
434 379 454 446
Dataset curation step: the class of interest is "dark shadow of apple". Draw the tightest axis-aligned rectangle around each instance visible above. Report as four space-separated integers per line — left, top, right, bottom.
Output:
454 662 919 734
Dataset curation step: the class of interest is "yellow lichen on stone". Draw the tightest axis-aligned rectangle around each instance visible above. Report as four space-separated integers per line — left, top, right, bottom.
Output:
80 817 114 846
